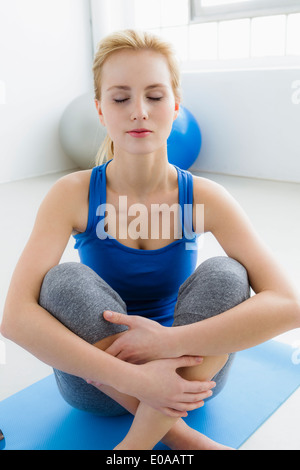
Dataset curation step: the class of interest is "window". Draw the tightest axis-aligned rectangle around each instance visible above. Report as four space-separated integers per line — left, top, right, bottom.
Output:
91 0 300 65
191 0 300 22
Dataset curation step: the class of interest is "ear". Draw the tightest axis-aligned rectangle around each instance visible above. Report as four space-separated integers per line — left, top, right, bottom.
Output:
95 99 106 127
173 101 180 121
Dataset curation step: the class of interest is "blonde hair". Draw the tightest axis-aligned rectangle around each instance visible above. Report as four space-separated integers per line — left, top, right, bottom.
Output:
93 29 182 166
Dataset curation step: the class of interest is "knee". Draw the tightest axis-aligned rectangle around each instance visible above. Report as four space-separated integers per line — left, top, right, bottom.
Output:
38 262 128 343
39 262 93 310
174 256 250 324
200 256 249 292
38 262 114 320
197 256 250 308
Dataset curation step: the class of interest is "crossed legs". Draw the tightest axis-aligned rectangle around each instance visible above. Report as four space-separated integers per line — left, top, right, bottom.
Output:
93 333 230 450
39 257 250 449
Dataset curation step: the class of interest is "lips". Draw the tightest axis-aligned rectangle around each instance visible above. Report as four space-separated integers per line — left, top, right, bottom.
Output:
127 128 153 138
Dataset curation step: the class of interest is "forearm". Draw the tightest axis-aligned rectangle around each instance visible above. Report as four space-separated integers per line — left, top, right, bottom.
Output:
1 302 135 392
171 291 300 357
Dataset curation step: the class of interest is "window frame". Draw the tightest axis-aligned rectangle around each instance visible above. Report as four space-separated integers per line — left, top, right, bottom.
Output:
190 0 300 23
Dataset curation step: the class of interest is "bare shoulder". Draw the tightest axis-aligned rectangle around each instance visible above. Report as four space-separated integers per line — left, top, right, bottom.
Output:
191 175 298 297
40 168 92 233
3 169 93 305
192 174 232 213
192 174 228 203
192 174 247 235
53 169 92 196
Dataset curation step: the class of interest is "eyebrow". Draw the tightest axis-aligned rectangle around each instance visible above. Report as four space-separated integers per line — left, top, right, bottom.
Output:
106 83 168 92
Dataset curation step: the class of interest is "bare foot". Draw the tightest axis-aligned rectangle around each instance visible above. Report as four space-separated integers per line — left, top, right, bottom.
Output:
114 421 234 451
163 420 234 451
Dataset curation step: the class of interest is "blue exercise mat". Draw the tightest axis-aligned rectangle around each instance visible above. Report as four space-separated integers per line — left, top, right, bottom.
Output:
0 340 299 450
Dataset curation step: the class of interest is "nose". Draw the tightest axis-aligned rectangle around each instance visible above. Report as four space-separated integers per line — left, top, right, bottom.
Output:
130 97 148 121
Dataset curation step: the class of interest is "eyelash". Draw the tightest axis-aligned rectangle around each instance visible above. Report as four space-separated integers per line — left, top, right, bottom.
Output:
114 97 162 104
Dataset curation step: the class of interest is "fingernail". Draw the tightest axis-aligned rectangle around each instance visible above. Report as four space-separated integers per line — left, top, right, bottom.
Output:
104 311 113 318
196 357 203 362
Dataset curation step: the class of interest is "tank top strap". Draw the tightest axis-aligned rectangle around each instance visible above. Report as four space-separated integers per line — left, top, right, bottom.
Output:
84 160 110 235
86 161 196 240
174 165 196 240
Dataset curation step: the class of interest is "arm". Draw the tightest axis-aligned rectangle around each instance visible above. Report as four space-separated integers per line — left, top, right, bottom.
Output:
0 173 130 385
0 173 208 416
105 178 300 361
171 177 300 357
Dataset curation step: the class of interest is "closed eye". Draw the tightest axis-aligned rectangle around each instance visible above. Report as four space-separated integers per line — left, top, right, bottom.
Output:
114 97 162 104
114 98 129 104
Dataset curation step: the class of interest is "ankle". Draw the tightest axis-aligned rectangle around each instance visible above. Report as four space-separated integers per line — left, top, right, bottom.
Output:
114 437 153 451
161 419 188 449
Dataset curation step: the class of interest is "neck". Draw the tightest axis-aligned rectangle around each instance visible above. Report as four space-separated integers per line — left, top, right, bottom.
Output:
106 150 174 199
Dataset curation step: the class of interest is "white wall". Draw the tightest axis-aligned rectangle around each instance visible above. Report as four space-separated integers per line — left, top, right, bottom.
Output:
183 68 300 182
91 0 300 184
0 0 94 183
1 0 300 184
90 0 136 50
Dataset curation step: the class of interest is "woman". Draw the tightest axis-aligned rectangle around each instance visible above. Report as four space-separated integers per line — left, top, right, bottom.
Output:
1 30 299 451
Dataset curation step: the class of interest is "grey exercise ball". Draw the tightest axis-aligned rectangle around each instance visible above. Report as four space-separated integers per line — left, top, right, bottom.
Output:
59 92 107 169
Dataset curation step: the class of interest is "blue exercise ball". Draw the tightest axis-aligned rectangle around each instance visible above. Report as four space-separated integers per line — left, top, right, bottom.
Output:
167 106 202 170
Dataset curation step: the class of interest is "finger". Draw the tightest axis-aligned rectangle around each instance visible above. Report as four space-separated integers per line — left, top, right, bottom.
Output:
174 382 215 404
179 400 205 412
174 355 203 369
186 390 214 402
103 310 133 327
171 398 205 411
185 380 216 394
105 340 122 357
160 408 188 418
163 400 205 416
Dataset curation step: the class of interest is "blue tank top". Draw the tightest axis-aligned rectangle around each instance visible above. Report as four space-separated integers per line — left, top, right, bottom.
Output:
73 160 200 327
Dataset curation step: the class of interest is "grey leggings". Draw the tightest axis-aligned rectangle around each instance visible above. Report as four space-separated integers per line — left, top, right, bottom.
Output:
39 256 250 417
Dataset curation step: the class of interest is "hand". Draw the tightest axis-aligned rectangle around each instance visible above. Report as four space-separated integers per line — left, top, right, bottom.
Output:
87 355 214 417
103 310 171 363
131 356 216 417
